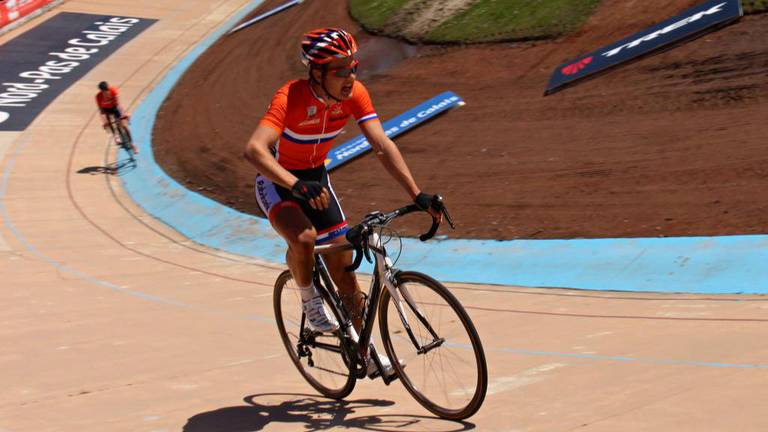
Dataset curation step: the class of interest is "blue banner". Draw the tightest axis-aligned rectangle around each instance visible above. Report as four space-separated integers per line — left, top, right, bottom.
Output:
544 0 742 95
228 0 303 35
0 13 156 131
326 91 464 170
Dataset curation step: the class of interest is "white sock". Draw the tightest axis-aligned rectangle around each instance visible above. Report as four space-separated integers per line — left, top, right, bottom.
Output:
298 283 318 302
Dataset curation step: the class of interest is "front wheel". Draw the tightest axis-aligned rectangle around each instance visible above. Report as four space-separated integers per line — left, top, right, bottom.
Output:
274 270 356 399
379 271 488 420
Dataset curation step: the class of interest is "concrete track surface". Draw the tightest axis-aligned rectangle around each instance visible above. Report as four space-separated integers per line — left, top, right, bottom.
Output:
1 1 767 431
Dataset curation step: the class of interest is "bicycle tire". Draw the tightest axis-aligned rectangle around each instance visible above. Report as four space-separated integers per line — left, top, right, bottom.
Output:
273 270 356 399
379 271 488 419
117 124 131 146
105 116 118 137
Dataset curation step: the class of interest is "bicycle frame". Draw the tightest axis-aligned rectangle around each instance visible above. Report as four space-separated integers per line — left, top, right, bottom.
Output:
311 230 443 384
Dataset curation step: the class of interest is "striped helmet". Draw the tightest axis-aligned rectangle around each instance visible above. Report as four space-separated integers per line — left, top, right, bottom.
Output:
300 28 358 67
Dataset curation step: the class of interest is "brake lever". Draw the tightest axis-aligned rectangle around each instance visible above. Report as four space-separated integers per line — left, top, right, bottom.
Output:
418 195 454 241
344 225 365 272
345 246 363 272
442 206 455 229
362 235 372 263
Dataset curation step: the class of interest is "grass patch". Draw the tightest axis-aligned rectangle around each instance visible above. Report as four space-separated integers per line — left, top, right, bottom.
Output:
349 0 765 44
742 0 768 14
426 0 602 43
349 0 412 30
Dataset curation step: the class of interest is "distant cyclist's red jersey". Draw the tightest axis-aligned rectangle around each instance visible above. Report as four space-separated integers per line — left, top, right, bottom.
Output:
96 87 119 109
259 79 378 170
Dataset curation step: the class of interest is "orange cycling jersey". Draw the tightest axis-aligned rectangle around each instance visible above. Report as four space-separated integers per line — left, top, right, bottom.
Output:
96 87 119 109
259 79 378 170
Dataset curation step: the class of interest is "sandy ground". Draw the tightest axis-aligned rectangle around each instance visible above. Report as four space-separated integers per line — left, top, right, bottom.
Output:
154 0 768 240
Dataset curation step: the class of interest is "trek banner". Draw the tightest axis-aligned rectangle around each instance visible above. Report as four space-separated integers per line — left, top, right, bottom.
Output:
0 0 55 29
0 12 156 131
326 91 464 171
544 0 742 95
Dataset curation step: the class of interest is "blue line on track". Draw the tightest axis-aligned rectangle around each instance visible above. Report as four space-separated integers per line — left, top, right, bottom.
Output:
0 137 759 368
5 0 763 372
121 0 768 294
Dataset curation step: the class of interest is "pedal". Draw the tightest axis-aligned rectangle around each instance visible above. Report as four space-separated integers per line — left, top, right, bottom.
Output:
366 345 400 385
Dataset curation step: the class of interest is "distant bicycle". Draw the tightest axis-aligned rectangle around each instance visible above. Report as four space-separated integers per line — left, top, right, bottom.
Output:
103 111 137 161
96 80 136 160
273 196 488 420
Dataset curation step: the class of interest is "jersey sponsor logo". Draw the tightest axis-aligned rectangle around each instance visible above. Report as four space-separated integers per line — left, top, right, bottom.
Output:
255 177 273 210
300 105 320 125
602 2 728 58
561 56 593 75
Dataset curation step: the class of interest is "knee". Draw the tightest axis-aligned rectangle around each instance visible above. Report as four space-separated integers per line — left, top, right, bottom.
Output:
288 230 317 256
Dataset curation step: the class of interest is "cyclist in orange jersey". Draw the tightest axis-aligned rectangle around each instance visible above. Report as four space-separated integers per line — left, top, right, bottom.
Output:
96 81 136 154
244 28 442 380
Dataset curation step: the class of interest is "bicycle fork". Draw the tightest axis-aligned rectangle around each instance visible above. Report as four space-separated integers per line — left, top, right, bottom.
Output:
380 264 444 355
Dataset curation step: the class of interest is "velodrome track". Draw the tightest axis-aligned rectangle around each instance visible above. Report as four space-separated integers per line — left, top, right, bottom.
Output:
1 1 767 431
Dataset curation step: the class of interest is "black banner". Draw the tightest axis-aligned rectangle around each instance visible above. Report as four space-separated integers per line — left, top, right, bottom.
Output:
0 12 156 131
544 0 742 95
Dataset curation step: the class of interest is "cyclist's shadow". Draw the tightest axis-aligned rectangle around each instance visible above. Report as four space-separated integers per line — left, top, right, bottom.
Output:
182 393 475 431
77 158 136 176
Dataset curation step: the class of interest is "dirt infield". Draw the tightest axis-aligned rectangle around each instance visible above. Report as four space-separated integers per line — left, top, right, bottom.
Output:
153 0 768 240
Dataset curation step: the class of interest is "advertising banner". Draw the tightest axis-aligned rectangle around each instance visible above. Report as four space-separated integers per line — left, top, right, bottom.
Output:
326 91 464 170
0 0 55 30
0 12 156 131
228 0 303 35
544 0 743 95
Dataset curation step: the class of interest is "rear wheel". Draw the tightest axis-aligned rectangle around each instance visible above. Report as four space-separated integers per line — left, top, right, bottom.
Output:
274 270 356 399
379 271 487 419
116 124 131 146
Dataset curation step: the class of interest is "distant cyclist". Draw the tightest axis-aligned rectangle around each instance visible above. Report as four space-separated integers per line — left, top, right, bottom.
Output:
244 28 442 380
96 81 137 154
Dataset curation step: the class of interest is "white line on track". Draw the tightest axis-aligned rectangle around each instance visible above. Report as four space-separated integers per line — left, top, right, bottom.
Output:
0 132 21 251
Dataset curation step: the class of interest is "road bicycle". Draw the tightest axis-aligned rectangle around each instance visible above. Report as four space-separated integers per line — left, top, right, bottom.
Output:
104 112 136 161
273 197 488 420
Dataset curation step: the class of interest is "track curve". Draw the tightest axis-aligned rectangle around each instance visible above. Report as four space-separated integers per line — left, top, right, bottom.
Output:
0 1 766 431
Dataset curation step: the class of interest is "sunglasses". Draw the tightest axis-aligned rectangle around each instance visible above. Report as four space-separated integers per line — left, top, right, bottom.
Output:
327 59 359 78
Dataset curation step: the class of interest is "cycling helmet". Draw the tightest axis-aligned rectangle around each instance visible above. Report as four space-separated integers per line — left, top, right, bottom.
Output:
98 81 109 91
300 28 357 68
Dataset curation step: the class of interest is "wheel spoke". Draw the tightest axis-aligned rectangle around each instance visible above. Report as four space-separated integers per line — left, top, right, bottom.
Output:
380 272 487 419
274 271 355 399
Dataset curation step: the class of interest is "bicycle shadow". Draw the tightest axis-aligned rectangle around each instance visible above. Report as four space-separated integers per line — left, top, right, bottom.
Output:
77 158 136 176
182 392 476 431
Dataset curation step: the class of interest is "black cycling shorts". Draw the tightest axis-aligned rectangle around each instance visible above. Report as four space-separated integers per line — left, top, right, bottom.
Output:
100 106 123 119
255 165 348 244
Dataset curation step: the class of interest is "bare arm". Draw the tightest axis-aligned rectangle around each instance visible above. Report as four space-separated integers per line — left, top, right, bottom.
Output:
243 125 297 189
243 125 330 210
359 119 421 199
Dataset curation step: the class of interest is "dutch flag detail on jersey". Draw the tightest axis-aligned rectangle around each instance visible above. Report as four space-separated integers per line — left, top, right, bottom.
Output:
357 113 378 124
282 128 342 145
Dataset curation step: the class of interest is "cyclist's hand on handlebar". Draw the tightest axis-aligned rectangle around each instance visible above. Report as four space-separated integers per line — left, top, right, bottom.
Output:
291 180 329 210
414 192 444 221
